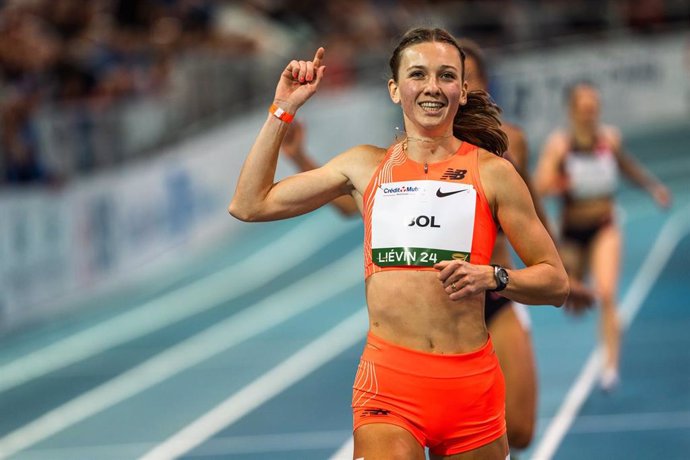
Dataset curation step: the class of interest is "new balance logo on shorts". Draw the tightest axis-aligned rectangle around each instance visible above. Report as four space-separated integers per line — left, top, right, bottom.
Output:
360 408 391 417
440 168 467 180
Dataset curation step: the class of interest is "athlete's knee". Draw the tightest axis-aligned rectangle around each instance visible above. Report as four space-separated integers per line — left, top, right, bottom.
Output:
599 291 617 311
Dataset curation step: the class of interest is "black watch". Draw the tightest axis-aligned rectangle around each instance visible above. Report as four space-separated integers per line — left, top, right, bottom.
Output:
490 264 509 292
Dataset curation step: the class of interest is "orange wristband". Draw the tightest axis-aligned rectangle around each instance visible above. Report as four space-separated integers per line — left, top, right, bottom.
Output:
269 103 294 123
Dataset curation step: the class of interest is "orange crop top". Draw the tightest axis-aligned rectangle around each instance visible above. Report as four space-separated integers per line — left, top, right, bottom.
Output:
363 141 497 279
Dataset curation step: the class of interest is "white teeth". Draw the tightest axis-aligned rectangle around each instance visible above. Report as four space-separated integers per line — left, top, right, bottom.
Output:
420 102 443 109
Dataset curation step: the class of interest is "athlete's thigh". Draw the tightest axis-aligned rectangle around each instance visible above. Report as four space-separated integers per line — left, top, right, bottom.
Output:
429 434 509 460
589 224 622 300
488 306 536 439
354 423 425 460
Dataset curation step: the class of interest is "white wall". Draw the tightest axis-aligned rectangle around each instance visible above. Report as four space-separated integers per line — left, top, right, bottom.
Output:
492 32 690 151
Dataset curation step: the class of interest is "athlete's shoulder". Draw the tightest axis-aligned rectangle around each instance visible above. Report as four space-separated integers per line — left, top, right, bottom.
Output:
331 144 386 165
542 129 569 158
330 144 388 185
476 148 523 207
545 128 569 145
336 144 386 159
599 124 622 145
477 148 514 177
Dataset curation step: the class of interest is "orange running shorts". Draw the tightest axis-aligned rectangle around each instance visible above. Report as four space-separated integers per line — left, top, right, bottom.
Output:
352 332 506 456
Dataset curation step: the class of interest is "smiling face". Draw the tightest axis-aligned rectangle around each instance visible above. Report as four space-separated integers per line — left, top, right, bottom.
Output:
388 41 467 136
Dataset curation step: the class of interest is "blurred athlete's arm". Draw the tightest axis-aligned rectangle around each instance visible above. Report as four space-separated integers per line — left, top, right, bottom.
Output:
606 126 671 208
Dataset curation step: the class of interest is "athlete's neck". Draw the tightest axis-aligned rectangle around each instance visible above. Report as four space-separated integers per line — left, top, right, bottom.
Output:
571 123 597 149
403 135 460 163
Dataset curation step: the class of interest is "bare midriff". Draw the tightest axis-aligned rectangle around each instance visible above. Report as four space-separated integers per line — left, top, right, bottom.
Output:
365 270 487 354
563 197 615 229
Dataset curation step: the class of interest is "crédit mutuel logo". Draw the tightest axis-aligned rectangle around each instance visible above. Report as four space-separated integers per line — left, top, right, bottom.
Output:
381 184 420 195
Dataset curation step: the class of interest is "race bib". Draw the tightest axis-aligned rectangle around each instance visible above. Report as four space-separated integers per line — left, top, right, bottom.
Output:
371 180 476 267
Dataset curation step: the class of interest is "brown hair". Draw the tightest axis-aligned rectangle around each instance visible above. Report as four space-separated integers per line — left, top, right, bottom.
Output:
389 27 507 156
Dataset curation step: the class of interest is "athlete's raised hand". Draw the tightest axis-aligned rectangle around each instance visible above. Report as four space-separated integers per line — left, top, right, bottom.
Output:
273 47 326 113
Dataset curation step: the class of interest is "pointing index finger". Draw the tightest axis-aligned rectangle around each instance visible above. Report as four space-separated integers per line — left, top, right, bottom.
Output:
313 47 325 67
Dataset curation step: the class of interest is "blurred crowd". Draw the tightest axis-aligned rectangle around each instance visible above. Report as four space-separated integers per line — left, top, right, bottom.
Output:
1 0 687 186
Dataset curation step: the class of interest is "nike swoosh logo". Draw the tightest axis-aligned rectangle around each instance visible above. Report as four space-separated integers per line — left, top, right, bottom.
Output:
436 188 468 198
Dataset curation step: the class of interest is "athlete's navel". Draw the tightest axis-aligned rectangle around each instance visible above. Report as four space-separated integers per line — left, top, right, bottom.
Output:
428 338 435 349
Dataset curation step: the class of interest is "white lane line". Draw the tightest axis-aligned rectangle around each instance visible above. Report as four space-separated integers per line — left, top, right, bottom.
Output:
0 212 358 394
330 437 354 460
531 205 690 460
0 248 363 459
139 307 369 460
530 352 601 460
618 208 690 329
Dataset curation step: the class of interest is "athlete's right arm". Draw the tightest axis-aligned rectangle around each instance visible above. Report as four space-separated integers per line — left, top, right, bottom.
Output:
229 47 353 221
229 121 361 221
281 121 359 217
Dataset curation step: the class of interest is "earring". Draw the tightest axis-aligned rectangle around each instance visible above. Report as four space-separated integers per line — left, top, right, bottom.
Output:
394 126 405 141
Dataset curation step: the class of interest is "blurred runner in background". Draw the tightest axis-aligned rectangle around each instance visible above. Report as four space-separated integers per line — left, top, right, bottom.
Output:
535 81 672 391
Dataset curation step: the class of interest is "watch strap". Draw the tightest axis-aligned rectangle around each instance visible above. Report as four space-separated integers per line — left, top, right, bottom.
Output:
490 264 508 292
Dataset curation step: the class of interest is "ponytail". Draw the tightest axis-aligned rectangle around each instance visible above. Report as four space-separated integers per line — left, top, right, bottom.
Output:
453 90 507 156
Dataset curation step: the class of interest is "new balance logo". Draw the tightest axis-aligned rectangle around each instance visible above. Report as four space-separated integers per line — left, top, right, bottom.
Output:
360 408 391 417
440 168 467 180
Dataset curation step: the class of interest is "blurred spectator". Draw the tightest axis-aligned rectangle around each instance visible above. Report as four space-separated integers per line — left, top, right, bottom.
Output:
622 0 668 31
0 0 687 186
1 87 46 183
0 0 59 183
214 0 296 58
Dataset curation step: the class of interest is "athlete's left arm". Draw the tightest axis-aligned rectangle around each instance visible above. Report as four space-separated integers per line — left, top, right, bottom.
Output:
435 155 569 305
488 155 569 306
609 127 672 208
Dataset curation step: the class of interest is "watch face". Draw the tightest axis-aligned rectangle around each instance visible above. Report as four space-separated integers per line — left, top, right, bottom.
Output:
498 269 509 284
